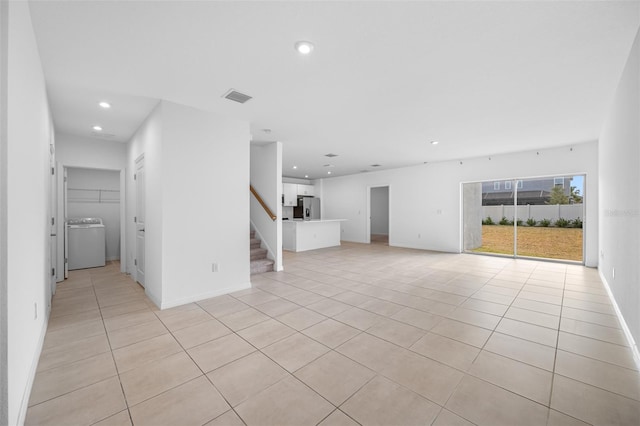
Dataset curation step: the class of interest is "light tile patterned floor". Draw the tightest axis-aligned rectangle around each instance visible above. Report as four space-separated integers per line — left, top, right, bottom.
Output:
26 242 640 425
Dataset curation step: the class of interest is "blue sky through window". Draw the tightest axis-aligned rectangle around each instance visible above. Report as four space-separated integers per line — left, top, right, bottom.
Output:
571 175 584 196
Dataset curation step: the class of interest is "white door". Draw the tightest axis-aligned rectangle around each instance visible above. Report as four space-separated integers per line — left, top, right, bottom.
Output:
49 144 56 296
63 167 69 278
56 163 65 281
135 156 145 287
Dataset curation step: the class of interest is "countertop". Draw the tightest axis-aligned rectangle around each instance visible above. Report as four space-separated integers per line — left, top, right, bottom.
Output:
282 219 346 223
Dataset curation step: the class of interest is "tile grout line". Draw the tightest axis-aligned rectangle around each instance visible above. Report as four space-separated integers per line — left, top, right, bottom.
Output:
435 261 541 425
31 254 639 425
546 267 567 414
93 268 136 426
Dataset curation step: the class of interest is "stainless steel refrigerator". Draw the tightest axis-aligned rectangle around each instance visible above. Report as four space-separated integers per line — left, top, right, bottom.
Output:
294 197 321 220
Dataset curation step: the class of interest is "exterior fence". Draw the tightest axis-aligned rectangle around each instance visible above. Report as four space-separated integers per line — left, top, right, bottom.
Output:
483 204 583 223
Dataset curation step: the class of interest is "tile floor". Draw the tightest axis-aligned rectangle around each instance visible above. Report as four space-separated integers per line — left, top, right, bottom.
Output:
25 242 640 425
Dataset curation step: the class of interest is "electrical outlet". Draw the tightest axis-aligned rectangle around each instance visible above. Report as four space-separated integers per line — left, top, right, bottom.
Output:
212 263 219 272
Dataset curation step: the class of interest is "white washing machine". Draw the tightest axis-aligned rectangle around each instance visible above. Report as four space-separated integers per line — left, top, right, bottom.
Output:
67 218 106 270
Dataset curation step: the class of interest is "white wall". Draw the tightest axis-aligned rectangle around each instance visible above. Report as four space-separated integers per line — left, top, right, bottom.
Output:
282 206 293 220
250 142 283 271
126 103 163 305
161 101 250 307
282 177 312 185
126 101 251 309
66 168 121 260
599 28 640 352
0 1 8 423
6 2 53 424
321 141 599 266
55 132 127 170
370 186 389 235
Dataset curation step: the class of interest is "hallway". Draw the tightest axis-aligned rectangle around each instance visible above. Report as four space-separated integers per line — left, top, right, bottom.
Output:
26 244 640 425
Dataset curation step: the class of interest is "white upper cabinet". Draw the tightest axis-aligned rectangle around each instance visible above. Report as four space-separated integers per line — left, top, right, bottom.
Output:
283 183 298 206
297 184 315 196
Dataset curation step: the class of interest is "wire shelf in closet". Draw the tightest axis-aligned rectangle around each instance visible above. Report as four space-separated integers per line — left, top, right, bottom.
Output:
67 188 120 203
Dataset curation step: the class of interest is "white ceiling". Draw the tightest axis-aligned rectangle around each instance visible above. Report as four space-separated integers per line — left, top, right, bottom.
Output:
29 1 639 179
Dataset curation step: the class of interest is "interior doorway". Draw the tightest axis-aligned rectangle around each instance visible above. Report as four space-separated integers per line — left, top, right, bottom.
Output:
135 156 145 287
59 166 125 279
369 186 389 245
463 174 585 263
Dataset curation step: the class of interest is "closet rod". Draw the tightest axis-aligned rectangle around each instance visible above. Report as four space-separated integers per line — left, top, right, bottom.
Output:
67 188 120 192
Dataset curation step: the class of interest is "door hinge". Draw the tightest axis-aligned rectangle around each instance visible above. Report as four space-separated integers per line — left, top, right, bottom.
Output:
51 217 55 226
65 258 68 264
51 268 55 276
64 176 67 182
134 259 137 266
51 167 55 175
134 216 137 223
134 173 137 180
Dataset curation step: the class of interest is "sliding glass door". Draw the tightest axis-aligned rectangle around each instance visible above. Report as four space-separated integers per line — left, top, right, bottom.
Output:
463 175 584 262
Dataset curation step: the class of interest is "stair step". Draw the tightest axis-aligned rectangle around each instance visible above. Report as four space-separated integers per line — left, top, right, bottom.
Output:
250 238 261 249
250 230 256 239
250 258 274 275
251 247 268 261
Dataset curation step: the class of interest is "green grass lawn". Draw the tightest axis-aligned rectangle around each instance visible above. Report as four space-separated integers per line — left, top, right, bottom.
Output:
471 225 583 261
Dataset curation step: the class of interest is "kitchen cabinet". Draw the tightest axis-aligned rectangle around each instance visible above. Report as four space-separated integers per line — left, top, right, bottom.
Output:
297 184 315 196
282 219 346 252
282 183 298 206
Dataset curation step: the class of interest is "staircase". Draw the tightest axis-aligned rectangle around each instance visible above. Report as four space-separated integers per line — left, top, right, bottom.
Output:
250 230 274 274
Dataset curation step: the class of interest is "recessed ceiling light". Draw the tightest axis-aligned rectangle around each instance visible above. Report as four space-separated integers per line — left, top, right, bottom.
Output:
292 166 297 169
431 141 439 145
327 171 332 175
92 125 103 131
294 41 314 55
305 175 309 178
371 164 381 167
98 101 111 109
262 129 272 134
325 153 338 158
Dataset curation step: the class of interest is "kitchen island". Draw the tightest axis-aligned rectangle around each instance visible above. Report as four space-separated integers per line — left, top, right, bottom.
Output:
282 219 346 252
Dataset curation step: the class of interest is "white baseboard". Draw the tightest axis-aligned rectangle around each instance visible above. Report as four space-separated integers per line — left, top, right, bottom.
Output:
159 281 252 310
145 288 162 310
598 269 640 371
16 311 49 426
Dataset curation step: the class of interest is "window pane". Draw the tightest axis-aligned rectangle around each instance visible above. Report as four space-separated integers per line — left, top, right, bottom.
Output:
464 175 584 263
516 175 583 261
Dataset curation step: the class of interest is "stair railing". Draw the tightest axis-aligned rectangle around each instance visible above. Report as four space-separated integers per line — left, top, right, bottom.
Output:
250 185 277 221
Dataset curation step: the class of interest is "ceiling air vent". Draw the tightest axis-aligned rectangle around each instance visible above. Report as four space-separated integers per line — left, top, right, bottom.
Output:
222 89 252 104
371 164 381 167
325 153 338 158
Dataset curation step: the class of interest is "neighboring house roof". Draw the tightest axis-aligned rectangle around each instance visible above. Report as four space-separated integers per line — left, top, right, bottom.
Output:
482 190 552 205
